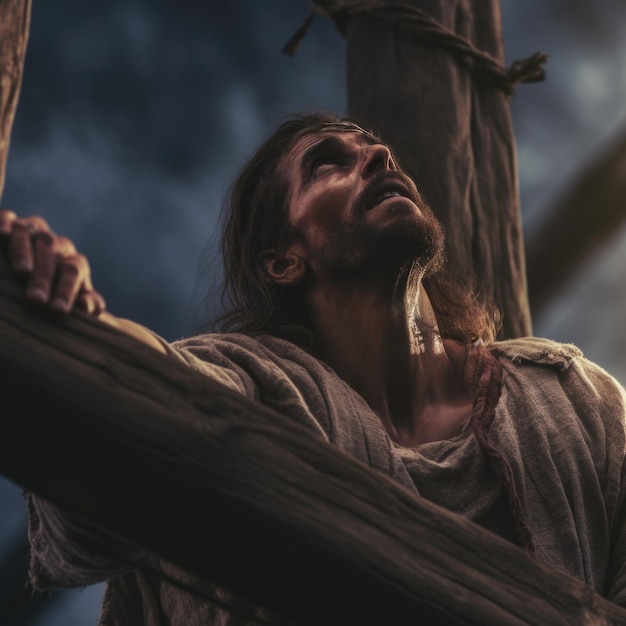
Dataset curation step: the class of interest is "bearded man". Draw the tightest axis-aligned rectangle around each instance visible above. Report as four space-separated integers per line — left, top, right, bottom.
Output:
2 113 625 624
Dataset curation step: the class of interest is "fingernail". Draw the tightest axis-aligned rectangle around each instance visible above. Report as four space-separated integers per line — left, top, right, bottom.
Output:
27 287 48 302
15 260 33 273
51 297 70 313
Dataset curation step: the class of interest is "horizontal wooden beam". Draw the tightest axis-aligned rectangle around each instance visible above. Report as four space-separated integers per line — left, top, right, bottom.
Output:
0 259 623 625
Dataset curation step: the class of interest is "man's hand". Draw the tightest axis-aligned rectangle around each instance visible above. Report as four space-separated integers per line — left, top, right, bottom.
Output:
0 209 167 354
0 209 105 316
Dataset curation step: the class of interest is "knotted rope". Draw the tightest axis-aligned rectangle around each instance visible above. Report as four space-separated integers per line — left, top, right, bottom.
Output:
283 0 547 96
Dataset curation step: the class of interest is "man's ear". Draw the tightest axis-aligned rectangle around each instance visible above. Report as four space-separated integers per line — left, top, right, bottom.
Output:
259 249 306 286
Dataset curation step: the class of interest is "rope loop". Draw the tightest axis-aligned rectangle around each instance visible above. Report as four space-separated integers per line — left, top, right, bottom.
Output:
283 0 547 96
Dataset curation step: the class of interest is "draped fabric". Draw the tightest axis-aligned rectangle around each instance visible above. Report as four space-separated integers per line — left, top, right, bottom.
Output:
28 334 626 623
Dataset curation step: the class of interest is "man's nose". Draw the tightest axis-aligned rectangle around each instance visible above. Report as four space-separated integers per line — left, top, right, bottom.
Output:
361 143 395 178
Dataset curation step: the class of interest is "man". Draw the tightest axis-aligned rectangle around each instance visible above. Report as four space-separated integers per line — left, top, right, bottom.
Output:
2 112 626 623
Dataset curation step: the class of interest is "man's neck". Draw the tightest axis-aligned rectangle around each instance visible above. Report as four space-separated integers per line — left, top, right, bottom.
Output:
306 272 475 446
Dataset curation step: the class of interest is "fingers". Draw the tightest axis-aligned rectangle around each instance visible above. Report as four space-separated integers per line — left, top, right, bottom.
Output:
8 220 35 273
0 209 105 317
48 254 88 313
24 230 79 308
25 231 57 302
2 213 54 274
28 248 101 314
76 288 106 316
0 209 17 235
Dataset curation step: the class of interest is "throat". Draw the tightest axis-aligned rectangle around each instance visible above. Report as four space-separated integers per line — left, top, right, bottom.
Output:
306 274 477 446
361 339 478 448
385 399 475 447
337 339 477 447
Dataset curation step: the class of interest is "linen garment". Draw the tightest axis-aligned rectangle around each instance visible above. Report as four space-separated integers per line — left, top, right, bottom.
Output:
28 334 626 624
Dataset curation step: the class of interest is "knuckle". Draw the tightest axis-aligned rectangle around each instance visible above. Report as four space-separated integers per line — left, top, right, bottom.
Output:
88 291 106 314
8 229 31 256
0 209 17 221
32 216 50 232
56 235 76 253
65 265 81 281
35 231 55 248
59 260 81 280
73 253 90 270
12 219 29 232
11 216 52 238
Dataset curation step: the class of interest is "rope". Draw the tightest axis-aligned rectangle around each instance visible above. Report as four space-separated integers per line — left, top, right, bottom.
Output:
283 0 547 96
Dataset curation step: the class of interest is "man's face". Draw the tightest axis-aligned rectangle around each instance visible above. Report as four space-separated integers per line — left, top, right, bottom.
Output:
279 129 444 281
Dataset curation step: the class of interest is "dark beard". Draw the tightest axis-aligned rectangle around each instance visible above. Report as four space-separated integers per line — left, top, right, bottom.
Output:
311 199 445 282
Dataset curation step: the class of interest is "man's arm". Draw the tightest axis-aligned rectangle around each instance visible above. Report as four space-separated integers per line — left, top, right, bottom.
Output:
27 495 146 589
97 312 166 354
0 208 169 588
0 209 165 353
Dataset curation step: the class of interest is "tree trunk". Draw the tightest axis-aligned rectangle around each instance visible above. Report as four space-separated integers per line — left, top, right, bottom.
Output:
0 0 30 199
345 0 531 339
0 260 624 625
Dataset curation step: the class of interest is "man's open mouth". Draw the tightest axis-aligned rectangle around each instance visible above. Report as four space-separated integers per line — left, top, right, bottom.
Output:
366 177 413 210
372 190 403 206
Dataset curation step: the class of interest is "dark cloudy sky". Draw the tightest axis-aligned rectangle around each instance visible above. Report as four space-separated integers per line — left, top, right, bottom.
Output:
1 1 626 623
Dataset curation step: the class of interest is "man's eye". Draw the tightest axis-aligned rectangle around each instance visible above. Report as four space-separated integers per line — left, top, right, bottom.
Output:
311 157 345 177
312 160 333 176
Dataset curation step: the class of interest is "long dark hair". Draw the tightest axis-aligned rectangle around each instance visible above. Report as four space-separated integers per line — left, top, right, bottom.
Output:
214 112 499 346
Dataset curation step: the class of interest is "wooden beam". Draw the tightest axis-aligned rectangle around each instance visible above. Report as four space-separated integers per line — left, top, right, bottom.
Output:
526 129 626 315
345 0 531 339
0 0 31 199
0 260 623 625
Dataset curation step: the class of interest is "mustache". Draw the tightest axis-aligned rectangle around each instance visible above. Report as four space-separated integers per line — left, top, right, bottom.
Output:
352 170 422 215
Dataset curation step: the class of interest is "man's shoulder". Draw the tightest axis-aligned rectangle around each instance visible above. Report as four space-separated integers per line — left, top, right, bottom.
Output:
172 331 260 351
172 331 310 357
490 336 626 431
489 336 583 371
170 331 332 374
489 335 624 397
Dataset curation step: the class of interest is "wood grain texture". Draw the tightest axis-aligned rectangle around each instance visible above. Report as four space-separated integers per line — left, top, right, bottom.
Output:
0 259 623 625
345 0 531 339
0 0 31 199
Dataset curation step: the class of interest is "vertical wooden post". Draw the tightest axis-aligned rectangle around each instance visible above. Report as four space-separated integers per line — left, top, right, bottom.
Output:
345 0 531 339
0 4 37 624
0 0 31 199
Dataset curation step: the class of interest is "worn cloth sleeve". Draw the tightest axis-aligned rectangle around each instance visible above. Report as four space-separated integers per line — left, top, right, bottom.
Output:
27 331 344 590
599 366 626 606
27 331 267 590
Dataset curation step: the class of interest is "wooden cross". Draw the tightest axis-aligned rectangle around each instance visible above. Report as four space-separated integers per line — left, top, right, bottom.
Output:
1 0 624 623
